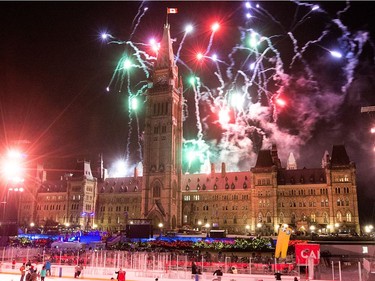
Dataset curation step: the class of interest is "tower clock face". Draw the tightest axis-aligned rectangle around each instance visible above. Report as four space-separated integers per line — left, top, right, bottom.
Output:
156 74 168 84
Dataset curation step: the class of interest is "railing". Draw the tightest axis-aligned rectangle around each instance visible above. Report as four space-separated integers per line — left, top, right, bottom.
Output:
0 247 368 280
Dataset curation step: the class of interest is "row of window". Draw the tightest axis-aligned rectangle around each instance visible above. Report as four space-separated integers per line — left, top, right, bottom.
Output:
153 102 169 116
188 197 350 211
183 194 249 201
334 175 350 182
335 187 350 194
258 191 272 197
185 182 249 191
186 175 249 184
278 201 317 208
195 205 248 211
99 216 134 224
35 203 94 212
278 199 349 208
36 204 66 211
45 195 66 201
99 205 138 213
257 179 271 185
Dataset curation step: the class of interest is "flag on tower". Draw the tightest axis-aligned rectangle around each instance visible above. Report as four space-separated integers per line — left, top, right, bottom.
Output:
167 8 178 14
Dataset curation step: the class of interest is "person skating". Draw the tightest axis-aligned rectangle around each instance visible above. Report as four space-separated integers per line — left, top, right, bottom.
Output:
213 267 223 281
274 270 282 280
74 264 83 278
40 266 47 281
19 263 26 281
44 260 51 276
191 261 198 280
115 267 126 281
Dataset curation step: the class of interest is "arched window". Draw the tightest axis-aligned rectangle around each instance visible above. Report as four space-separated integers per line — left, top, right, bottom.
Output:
266 212 272 223
336 211 342 222
346 212 352 222
258 213 263 223
291 214 296 224
311 213 316 222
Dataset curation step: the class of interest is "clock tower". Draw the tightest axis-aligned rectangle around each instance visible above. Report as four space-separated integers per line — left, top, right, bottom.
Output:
141 23 183 230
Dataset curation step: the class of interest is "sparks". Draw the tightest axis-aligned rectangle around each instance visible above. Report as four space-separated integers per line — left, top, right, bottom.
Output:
211 22 220 32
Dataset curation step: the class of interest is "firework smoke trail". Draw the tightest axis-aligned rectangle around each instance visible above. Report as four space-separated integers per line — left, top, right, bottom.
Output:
176 32 188 62
135 112 142 161
204 30 217 55
202 1 369 170
105 1 372 174
129 6 149 41
289 30 329 67
193 78 204 140
129 2 146 37
332 3 369 93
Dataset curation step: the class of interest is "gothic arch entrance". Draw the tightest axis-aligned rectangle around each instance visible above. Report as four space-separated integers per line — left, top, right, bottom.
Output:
147 211 164 230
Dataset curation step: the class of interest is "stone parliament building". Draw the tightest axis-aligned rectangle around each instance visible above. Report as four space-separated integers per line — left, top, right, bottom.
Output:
17 24 360 236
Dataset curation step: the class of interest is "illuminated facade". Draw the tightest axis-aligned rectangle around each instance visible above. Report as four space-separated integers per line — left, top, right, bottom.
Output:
17 24 360 235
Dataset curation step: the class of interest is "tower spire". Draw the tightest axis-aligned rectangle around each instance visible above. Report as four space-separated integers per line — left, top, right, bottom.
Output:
155 23 175 70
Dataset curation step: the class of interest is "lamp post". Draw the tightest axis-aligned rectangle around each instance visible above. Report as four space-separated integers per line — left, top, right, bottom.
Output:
245 224 250 235
364 225 373 236
205 223 210 237
0 149 26 224
197 220 202 232
327 224 332 235
1 187 24 224
334 223 340 235
158 222 163 237
310 225 316 240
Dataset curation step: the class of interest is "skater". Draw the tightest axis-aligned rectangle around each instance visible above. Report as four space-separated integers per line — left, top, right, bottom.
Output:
274 270 282 280
115 267 126 281
213 266 223 281
192 261 198 279
40 266 47 281
44 260 51 276
74 264 83 278
19 263 26 281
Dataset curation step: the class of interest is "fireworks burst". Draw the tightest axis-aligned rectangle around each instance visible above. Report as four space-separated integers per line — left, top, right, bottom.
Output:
103 1 372 175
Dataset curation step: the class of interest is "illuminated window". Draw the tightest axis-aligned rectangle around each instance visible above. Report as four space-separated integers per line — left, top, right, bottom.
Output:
336 211 342 222
311 213 316 222
346 212 352 222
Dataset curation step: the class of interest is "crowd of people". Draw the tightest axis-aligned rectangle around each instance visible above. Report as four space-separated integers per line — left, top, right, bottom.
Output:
19 259 50 281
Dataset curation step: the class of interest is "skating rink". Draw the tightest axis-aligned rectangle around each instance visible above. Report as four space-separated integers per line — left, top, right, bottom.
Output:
0 272 302 281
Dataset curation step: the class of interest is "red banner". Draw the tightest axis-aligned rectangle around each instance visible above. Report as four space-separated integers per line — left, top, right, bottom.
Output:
295 244 320 265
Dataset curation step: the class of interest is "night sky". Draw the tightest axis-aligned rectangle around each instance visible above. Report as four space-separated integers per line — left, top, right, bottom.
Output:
1 1 375 222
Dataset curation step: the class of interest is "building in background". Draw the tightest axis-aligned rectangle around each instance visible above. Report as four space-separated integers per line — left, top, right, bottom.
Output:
16 23 360 236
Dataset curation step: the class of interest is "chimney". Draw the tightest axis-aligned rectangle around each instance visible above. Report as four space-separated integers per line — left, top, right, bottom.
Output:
134 167 138 179
97 153 104 180
221 162 226 178
37 164 46 182
210 163 215 178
